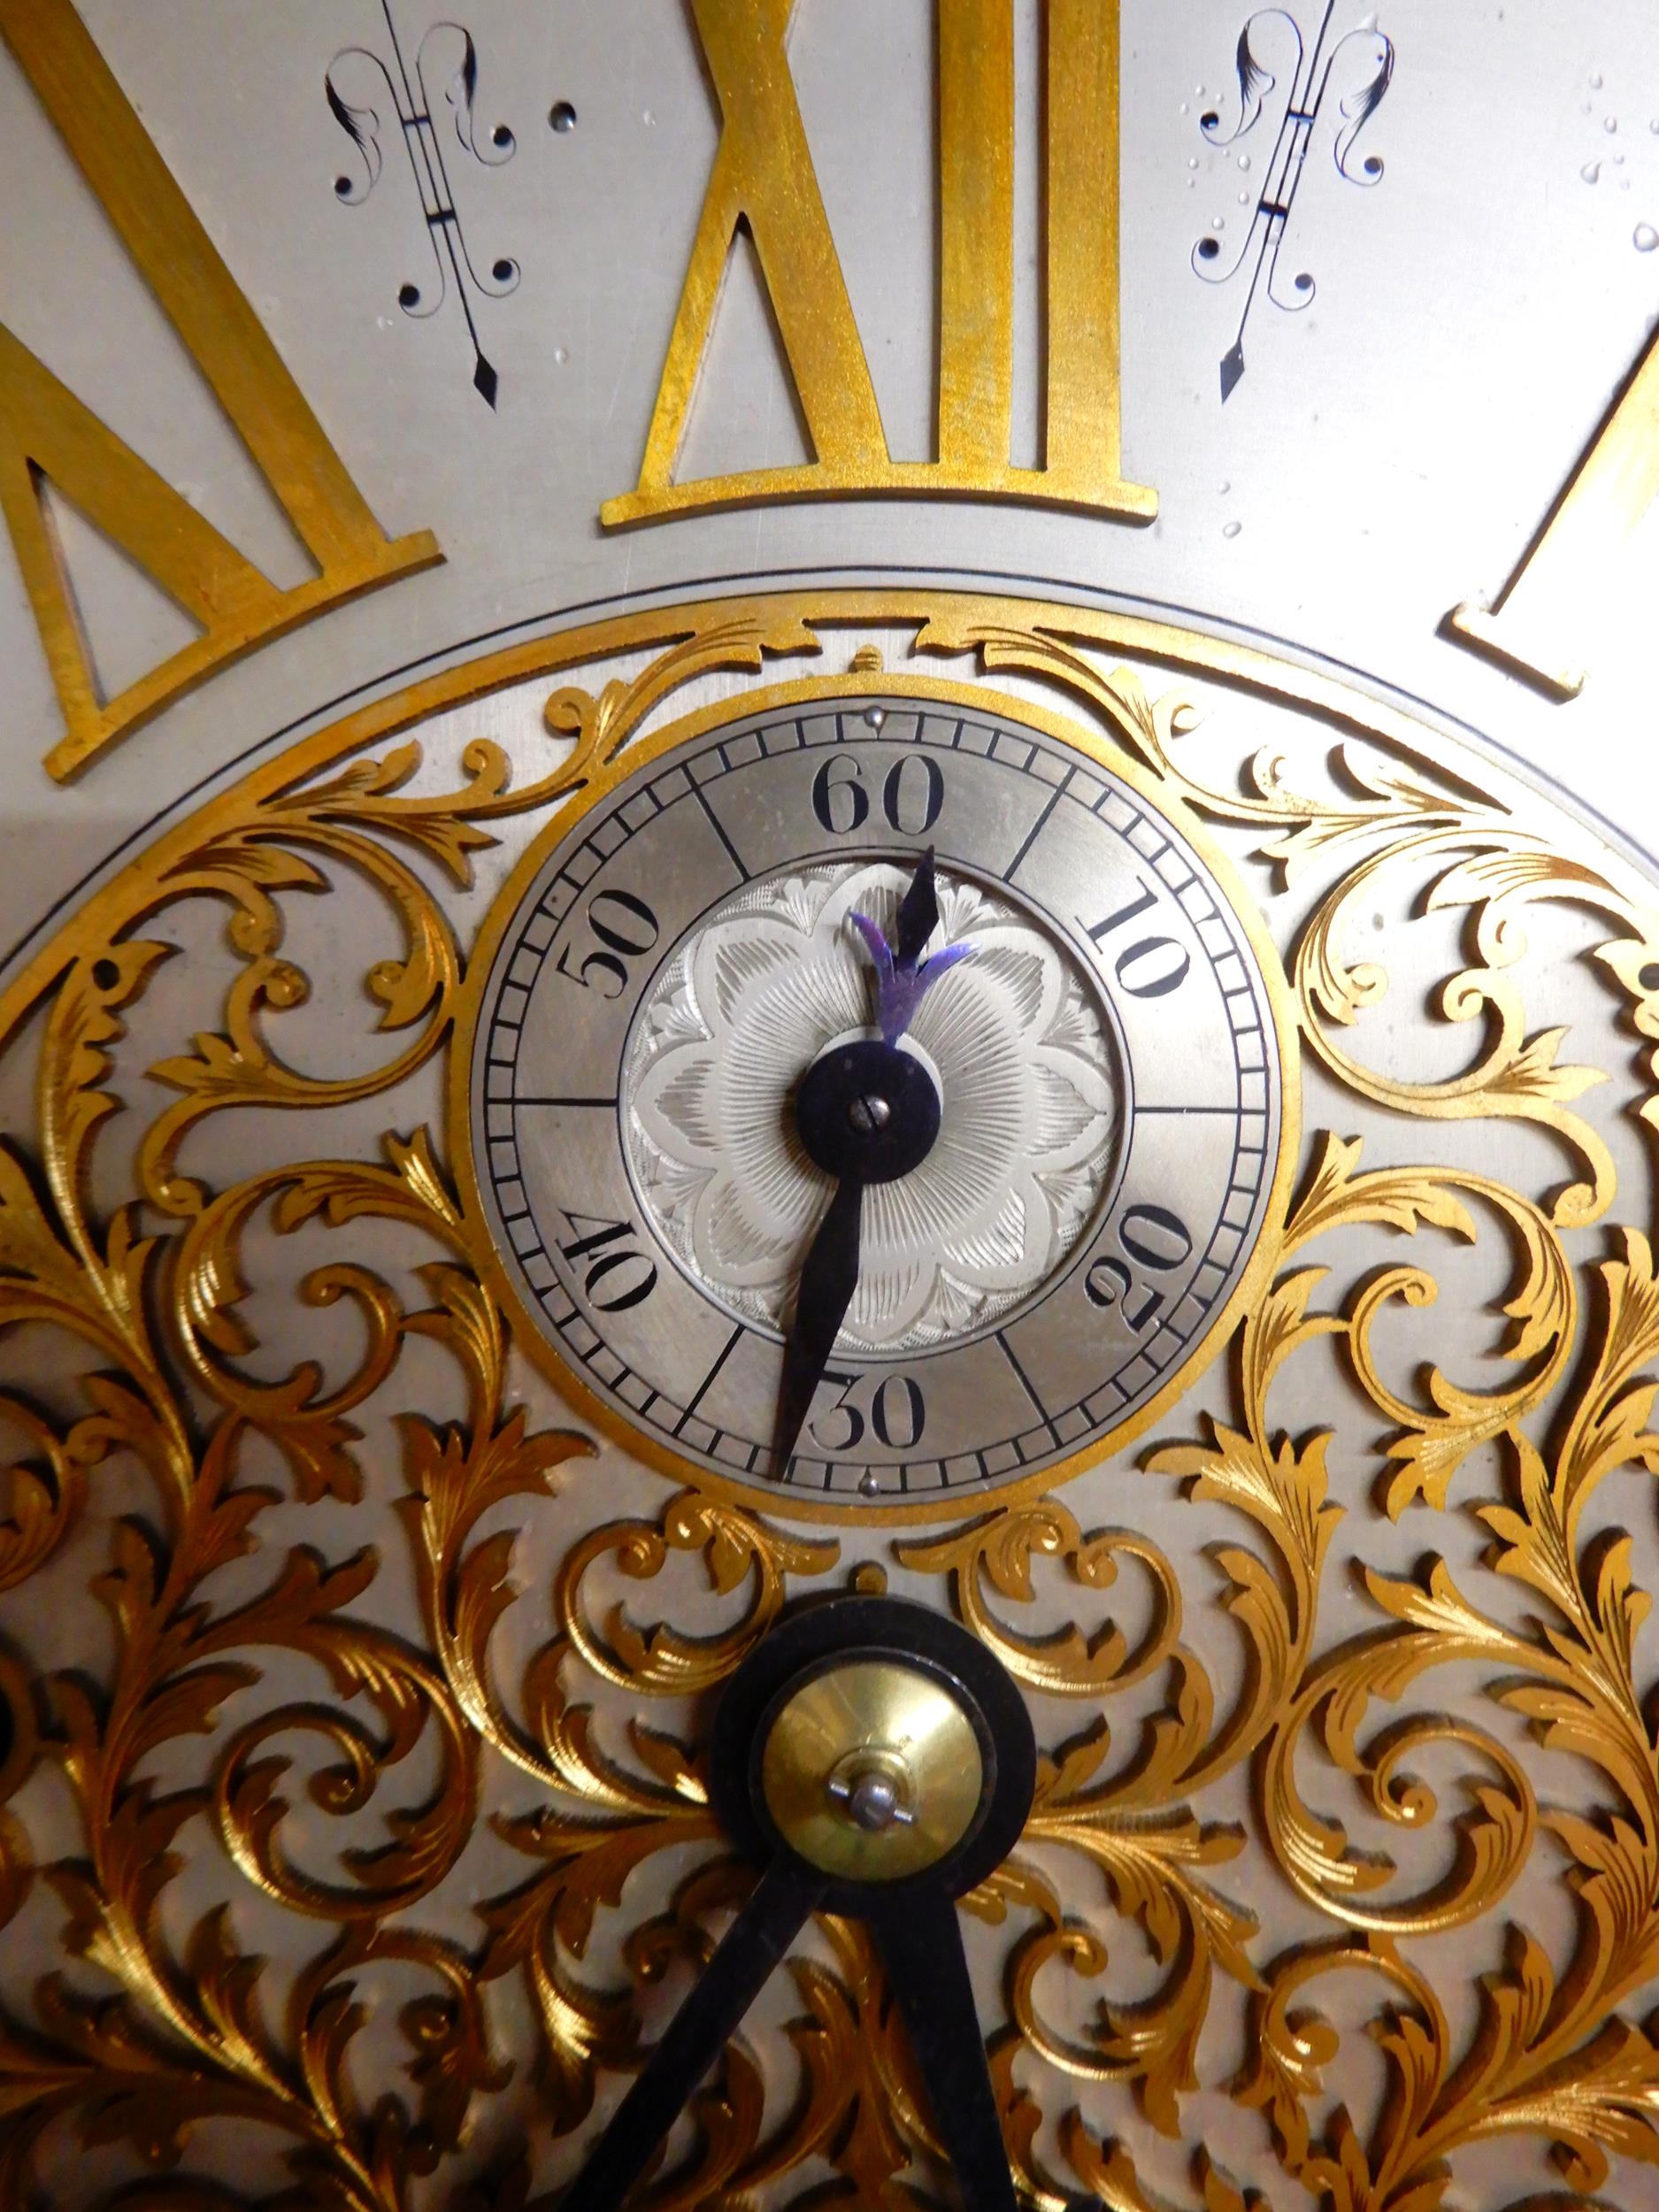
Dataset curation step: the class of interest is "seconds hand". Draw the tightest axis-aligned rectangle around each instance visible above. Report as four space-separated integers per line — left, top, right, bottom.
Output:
772 849 971 1478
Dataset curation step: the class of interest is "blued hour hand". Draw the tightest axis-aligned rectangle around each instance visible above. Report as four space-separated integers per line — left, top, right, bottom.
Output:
871 1893 1023 2212
850 846 973 1044
557 1860 822 2212
772 1173 862 1477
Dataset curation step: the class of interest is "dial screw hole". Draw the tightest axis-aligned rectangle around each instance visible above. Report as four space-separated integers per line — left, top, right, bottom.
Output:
549 100 577 132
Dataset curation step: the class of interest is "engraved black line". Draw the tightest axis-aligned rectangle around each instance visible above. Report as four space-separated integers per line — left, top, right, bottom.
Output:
996 1332 1061 1445
511 1094 618 1108
672 1323 745 1437
694 784 749 880
1002 778 1069 880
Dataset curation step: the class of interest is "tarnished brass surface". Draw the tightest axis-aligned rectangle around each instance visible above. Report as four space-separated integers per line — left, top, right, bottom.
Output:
6 588 1659 2206
758 1658 985 1881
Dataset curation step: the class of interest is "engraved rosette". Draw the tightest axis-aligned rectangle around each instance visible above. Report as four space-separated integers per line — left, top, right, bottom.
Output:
623 861 1120 1349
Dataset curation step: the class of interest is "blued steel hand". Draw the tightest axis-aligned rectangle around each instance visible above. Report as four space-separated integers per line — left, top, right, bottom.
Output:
849 845 974 1041
772 850 970 1478
772 1172 864 1479
558 1594 1048 2212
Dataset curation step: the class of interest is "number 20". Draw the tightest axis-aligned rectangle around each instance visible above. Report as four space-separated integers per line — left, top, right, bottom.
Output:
1086 1202 1194 1328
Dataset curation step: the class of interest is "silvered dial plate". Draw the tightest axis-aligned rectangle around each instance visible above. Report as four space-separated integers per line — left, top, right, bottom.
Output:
465 693 1288 1504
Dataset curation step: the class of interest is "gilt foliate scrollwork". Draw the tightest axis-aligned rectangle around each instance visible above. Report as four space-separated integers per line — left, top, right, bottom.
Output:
5 590 1659 2208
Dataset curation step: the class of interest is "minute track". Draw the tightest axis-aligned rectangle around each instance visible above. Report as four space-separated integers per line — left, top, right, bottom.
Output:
459 680 1295 1511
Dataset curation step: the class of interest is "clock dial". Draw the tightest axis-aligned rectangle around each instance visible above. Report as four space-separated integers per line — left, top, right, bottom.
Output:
15 9 1659 2212
460 686 1291 1506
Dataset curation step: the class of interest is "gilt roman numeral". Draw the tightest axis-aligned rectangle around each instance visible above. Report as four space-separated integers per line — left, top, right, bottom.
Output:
1447 323 1659 700
0 0 440 780
600 0 1156 529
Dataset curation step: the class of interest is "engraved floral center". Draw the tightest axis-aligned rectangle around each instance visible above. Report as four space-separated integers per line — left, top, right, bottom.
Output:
622 859 1122 1351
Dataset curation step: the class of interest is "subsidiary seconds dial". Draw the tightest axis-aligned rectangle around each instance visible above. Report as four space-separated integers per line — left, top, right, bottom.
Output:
457 682 1295 1511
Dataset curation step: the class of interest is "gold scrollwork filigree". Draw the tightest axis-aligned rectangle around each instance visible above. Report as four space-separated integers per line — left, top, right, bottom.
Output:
4 588 1659 2208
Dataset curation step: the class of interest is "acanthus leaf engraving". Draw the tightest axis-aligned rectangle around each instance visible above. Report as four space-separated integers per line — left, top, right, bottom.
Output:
4 593 1659 2208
